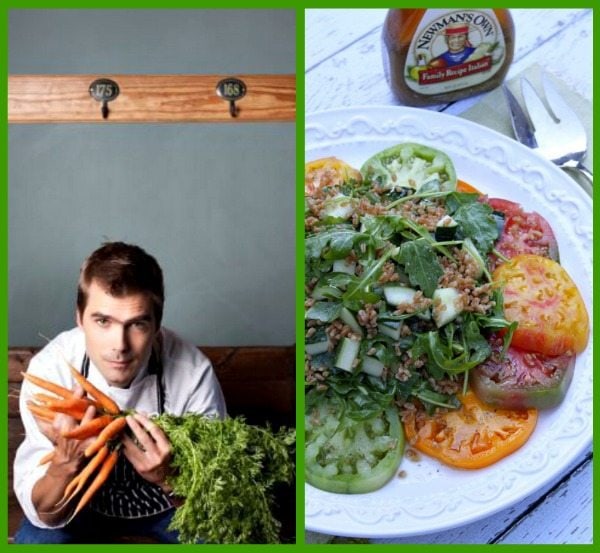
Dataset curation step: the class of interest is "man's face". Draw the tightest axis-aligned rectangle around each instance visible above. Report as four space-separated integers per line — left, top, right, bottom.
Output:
77 279 158 388
447 33 467 53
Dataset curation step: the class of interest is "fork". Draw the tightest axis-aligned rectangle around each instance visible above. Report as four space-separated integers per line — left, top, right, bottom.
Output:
502 75 593 186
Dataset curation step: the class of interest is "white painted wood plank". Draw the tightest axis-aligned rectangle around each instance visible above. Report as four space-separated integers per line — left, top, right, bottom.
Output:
305 9 591 114
509 11 592 99
305 22 396 113
498 457 592 544
305 9 387 70
368 448 592 544
446 11 592 116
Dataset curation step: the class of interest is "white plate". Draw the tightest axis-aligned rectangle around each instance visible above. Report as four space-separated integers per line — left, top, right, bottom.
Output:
304 106 593 538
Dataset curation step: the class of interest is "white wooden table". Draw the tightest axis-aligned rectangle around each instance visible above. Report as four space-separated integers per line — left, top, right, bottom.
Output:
304 9 592 544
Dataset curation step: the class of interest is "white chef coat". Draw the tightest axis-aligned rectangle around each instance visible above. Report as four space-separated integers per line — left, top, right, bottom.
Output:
14 326 227 529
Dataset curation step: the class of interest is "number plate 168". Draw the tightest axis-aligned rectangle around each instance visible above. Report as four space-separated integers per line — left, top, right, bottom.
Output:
216 78 247 101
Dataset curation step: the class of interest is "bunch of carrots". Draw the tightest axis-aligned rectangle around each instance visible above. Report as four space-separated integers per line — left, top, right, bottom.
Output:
23 364 128 518
21 358 296 544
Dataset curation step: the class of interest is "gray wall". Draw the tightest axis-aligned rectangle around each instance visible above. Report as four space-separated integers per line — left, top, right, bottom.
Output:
9 10 296 347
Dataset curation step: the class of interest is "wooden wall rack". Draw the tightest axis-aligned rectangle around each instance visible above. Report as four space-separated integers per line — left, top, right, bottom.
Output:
8 74 296 123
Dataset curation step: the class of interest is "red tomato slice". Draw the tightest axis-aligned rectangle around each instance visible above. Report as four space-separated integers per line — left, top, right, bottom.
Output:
487 198 559 265
486 198 522 217
472 334 576 410
403 390 537 469
493 254 589 356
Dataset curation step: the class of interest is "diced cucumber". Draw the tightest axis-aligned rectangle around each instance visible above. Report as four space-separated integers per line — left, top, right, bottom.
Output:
434 215 458 241
462 237 487 280
334 337 361 372
360 356 385 378
378 321 401 340
306 327 331 355
332 258 356 275
305 340 331 356
432 288 464 328
310 351 335 371
383 286 417 307
340 307 364 337
492 211 506 235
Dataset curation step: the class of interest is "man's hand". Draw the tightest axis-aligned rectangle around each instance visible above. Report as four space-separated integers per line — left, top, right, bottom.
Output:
49 393 97 467
122 412 173 494
32 386 99 524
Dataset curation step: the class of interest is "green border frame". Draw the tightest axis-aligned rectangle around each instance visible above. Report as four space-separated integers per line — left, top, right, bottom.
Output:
295 6 306 548
3 1 597 550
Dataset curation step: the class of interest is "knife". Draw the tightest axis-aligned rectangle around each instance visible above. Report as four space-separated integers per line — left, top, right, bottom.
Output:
502 84 537 149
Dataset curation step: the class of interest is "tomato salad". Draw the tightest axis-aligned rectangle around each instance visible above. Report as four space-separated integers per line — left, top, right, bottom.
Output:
304 144 589 493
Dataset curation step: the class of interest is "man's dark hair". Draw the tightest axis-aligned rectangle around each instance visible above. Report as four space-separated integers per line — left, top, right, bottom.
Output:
77 242 164 327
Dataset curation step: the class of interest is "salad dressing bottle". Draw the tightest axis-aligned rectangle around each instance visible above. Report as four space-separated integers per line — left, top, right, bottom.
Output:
382 9 515 106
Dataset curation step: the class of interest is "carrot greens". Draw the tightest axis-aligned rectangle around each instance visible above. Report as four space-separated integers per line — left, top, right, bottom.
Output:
154 414 295 544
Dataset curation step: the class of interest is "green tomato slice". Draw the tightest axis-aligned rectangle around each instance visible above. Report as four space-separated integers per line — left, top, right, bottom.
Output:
360 142 457 193
305 393 404 494
472 341 576 410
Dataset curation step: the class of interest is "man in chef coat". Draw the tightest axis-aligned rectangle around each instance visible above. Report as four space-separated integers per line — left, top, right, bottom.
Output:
13 241 226 543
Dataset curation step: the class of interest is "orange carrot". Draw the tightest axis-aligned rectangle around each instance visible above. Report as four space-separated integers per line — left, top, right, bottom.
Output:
38 449 55 466
44 397 98 420
62 415 115 440
27 401 57 421
73 449 119 516
58 445 110 507
21 372 73 399
84 417 127 457
68 366 120 415
34 392 62 404
36 392 101 413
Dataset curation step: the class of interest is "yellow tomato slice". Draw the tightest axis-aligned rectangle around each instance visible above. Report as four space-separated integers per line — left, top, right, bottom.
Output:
494 254 589 355
305 157 361 196
456 179 482 195
403 390 538 469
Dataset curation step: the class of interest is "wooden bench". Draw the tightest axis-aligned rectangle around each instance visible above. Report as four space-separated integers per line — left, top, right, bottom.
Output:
8 345 296 544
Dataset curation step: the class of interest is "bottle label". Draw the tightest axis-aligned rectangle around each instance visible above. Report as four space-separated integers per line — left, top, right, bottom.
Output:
404 10 507 95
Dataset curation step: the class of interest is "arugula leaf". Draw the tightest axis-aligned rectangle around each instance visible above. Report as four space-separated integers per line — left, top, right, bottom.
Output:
462 318 493 362
320 273 356 288
321 370 399 421
343 247 399 302
475 288 518 355
452 202 499 255
360 214 398 244
396 238 443 297
445 191 480 213
360 337 397 368
305 226 366 260
412 315 491 376
413 383 462 413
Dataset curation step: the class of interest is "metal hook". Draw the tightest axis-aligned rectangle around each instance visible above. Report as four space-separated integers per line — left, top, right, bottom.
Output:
216 78 246 119
89 78 119 120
